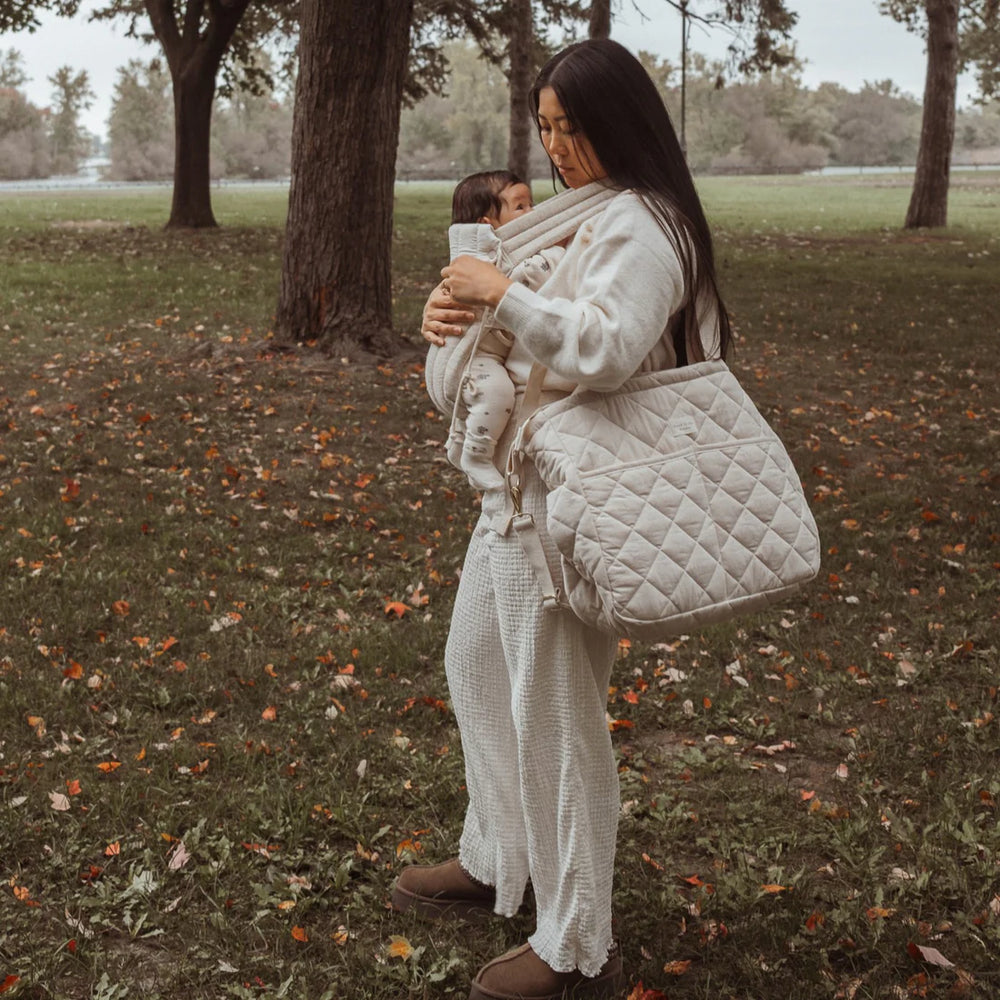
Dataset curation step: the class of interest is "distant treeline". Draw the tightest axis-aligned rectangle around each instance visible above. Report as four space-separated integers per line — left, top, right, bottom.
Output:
2 41 998 183
397 43 1000 180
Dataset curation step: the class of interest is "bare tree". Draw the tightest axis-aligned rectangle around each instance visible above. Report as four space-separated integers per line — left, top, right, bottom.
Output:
507 0 534 178
906 0 960 227
589 0 611 38
274 0 414 356
881 0 1000 228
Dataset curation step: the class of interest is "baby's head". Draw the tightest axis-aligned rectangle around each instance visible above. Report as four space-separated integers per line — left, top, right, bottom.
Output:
451 170 533 228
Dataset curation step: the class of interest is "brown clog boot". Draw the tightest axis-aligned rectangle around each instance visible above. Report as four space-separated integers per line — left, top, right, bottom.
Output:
468 942 624 1000
391 858 496 920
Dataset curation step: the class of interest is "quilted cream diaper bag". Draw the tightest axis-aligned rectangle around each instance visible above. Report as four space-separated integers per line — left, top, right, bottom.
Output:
507 359 822 640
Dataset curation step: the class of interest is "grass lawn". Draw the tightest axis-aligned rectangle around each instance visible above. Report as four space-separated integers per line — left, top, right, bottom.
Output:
0 172 998 1000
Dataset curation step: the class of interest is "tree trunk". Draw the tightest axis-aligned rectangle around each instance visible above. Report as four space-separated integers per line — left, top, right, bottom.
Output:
169 56 219 227
145 0 251 229
905 0 959 229
589 0 612 39
507 0 533 181
275 0 414 356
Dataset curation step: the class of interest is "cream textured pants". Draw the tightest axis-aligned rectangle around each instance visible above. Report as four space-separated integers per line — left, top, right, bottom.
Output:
445 468 620 977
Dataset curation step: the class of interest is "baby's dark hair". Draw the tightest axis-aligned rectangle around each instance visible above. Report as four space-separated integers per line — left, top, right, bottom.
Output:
451 169 525 224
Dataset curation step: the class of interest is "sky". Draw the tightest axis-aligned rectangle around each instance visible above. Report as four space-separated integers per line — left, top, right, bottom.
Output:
3 0 979 140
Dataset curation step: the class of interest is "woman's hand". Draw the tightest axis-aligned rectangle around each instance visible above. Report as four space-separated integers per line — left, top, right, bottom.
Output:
441 256 513 312
421 281 476 346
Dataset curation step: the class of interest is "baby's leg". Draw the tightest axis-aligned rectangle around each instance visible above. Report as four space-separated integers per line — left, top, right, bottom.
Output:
459 355 516 491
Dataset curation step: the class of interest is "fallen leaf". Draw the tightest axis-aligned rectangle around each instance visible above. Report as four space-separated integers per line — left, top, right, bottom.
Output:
331 925 349 945
168 841 191 870
761 884 790 894
97 761 122 773
384 601 408 618
663 959 692 975
0 976 19 994
49 791 71 811
105 841 120 857
291 925 309 942
387 934 413 960
261 705 277 721
907 942 954 969
626 983 668 1000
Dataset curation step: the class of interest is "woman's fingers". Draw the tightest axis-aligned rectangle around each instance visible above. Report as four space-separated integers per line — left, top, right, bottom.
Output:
421 309 474 345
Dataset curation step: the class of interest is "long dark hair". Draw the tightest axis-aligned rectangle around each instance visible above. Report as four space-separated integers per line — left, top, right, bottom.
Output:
531 39 731 362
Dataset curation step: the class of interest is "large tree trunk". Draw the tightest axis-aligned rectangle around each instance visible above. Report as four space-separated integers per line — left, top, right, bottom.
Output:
589 0 612 38
905 0 960 228
507 0 533 181
169 55 219 228
275 0 414 356
146 0 251 229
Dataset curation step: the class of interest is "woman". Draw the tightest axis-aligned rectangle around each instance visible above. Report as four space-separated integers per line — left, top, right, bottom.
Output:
393 39 732 1000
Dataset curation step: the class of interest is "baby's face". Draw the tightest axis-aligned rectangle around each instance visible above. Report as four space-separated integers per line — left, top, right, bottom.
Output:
495 183 533 226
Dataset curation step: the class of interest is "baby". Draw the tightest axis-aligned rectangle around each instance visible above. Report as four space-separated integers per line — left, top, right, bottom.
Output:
446 170 564 490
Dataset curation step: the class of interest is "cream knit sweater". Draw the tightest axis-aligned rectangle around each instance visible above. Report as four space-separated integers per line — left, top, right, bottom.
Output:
495 188 721 394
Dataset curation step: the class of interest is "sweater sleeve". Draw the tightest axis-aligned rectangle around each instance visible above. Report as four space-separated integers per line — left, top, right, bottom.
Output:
492 193 686 391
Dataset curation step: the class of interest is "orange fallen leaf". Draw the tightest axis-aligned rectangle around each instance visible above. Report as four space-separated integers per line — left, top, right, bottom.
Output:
387 934 413 960
97 761 122 773
291 926 309 942
663 959 692 975
384 601 408 619
761 884 790 894
105 841 121 857
277 900 296 911
626 983 667 1000
331 925 349 945
261 705 277 721
66 779 82 796
0 975 19 994
63 661 83 680
111 600 130 616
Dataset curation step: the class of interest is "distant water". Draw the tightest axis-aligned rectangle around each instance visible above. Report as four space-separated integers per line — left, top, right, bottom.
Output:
808 163 998 175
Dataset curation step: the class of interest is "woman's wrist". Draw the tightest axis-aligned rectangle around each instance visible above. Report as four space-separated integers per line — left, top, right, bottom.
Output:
488 275 513 309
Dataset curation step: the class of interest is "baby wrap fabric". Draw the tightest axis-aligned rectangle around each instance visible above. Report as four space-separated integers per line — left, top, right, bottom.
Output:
424 182 619 416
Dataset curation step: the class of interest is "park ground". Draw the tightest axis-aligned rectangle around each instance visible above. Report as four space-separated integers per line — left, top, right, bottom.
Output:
0 173 998 999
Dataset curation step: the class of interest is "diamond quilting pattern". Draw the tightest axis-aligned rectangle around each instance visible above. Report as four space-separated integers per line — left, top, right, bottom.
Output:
519 360 821 639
